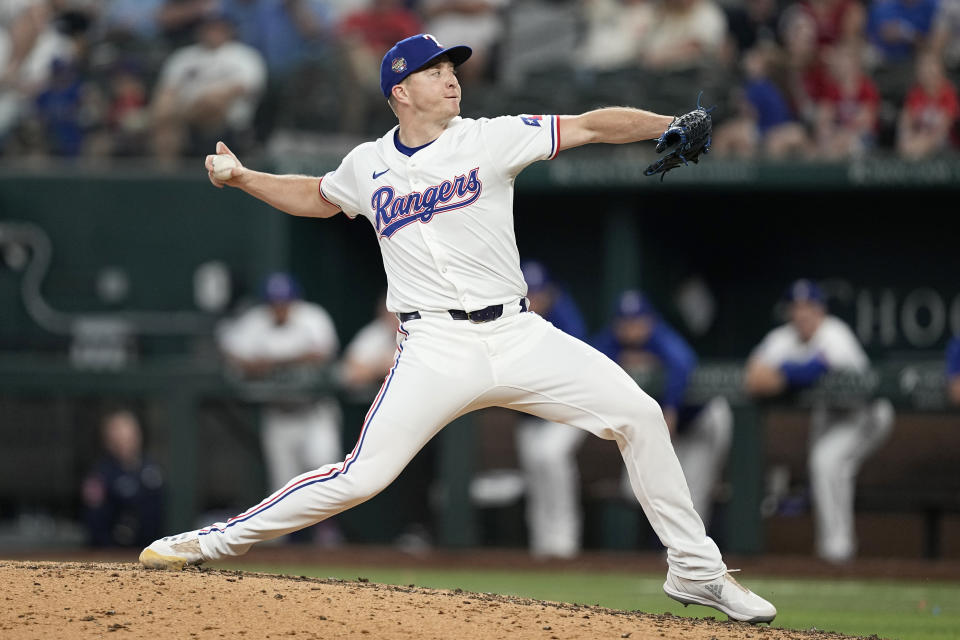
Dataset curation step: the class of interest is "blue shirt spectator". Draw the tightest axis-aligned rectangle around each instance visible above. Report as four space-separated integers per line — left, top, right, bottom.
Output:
868 0 939 62
746 78 796 134
221 0 334 75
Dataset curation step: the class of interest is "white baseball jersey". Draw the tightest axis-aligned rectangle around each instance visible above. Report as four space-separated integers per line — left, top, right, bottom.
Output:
218 301 339 363
749 315 869 372
344 318 397 368
319 115 560 313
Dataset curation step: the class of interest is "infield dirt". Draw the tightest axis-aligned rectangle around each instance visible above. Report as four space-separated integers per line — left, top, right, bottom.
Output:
0 560 878 640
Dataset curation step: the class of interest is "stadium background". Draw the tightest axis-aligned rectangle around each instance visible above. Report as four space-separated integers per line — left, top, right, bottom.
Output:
1 1 959 638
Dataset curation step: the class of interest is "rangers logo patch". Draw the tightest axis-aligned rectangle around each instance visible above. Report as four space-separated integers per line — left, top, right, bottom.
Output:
520 115 543 128
391 57 407 74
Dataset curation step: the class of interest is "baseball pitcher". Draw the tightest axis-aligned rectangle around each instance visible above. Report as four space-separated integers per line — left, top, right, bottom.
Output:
140 33 775 623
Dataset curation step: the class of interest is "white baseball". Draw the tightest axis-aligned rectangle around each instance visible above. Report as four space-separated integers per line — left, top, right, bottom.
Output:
212 154 237 181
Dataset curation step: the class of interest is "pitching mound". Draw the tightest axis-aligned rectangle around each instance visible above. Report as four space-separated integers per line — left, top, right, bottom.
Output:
2 561 869 639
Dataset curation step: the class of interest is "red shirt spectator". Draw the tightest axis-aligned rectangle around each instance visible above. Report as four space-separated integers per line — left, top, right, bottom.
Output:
340 0 422 53
898 52 960 156
798 0 866 46
903 80 960 130
819 70 880 129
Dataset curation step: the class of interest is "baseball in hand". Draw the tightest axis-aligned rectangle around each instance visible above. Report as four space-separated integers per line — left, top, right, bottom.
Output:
212 154 237 181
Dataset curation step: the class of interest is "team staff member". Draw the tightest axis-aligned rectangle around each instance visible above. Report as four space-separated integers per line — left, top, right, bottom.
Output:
140 33 776 623
745 279 894 564
593 290 732 531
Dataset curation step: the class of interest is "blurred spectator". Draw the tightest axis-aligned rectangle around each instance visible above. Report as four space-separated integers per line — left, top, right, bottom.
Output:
638 0 728 71
779 4 822 124
946 335 960 405
867 0 938 63
217 272 343 512
420 0 507 82
221 0 335 76
158 0 220 47
593 290 733 531
713 43 813 157
932 0 960 74
514 260 589 559
102 61 149 155
0 0 50 88
725 0 781 55
0 1 81 152
96 0 165 43
785 0 865 48
149 11 266 162
340 291 400 389
744 279 894 563
339 0 422 133
82 408 164 547
33 57 89 155
812 44 879 158
896 50 959 158
575 0 654 71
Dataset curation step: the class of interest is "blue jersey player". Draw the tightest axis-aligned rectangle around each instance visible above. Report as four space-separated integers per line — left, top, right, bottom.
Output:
946 336 960 405
593 290 732 528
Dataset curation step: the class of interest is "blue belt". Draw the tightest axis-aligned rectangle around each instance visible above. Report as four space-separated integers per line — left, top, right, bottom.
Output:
398 298 527 323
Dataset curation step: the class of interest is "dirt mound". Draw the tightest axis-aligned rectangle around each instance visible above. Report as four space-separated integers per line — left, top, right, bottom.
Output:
0 560 873 639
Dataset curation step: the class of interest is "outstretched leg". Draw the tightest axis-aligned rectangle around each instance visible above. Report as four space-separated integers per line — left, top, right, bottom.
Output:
141 321 492 567
487 313 775 622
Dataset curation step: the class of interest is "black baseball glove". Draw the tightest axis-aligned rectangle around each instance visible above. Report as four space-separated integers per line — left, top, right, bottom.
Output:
644 93 714 181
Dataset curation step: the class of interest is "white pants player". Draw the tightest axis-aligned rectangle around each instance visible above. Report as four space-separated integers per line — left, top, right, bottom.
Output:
516 418 587 558
195 306 726 580
808 398 894 563
668 397 734 528
260 400 342 492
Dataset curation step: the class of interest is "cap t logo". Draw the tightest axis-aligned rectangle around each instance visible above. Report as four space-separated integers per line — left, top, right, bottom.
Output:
392 57 407 73
423 34 441 46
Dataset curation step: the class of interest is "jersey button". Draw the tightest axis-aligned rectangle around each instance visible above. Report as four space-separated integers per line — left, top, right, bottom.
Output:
441 267 448 274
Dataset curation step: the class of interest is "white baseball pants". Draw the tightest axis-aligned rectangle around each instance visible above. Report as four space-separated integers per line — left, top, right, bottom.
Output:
809 398 894 563
197 307 726 580
261 400 343 492
516 417 587 559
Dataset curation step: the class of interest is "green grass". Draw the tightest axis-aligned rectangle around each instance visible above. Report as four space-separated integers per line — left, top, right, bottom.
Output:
213 562 960 640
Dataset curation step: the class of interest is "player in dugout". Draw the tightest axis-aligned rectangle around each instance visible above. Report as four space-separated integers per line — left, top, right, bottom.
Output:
593 290 733 534
744 279 895 564
140 33 777 623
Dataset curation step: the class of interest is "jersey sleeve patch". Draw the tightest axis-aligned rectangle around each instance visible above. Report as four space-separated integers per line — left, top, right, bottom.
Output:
520 115 543 127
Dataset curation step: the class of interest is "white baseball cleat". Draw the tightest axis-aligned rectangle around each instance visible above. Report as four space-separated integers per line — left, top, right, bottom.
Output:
139 530 206 570
663 570 777 623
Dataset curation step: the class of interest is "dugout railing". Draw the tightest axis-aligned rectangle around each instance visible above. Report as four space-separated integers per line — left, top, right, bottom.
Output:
0 356 955 556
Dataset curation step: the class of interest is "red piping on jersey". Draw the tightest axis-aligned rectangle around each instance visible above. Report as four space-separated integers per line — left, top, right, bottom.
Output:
318 177 340 209
549 116 561 160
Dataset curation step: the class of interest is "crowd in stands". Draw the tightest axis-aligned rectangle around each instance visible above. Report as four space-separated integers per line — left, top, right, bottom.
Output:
0 0 957 162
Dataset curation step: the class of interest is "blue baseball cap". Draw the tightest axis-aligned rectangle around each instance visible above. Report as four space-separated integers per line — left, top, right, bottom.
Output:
380 33 472 98
783 279 824 305
521 260 551 293
615 290 657 318
262 272 301 303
